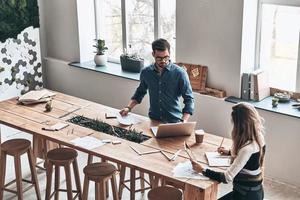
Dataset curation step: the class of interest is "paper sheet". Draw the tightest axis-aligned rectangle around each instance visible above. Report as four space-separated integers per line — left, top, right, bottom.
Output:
70 136 105 150
172 161 209 180
116 113 141 125
205 152 231 167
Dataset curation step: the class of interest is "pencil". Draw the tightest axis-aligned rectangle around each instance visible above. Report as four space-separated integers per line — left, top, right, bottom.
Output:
219 137 225 148
160 150 172 161
129 145 141 155
140 150 161 155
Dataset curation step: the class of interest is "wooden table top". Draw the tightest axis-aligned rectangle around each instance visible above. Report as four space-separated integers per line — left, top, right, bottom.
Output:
0 90 232 199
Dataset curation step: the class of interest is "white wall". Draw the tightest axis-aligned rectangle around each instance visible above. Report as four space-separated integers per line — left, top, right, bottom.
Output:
176 0 243 97
39 0 300 187
43 0 80 62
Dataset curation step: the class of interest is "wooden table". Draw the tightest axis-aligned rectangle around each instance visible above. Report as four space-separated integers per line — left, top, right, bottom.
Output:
0 91 231 200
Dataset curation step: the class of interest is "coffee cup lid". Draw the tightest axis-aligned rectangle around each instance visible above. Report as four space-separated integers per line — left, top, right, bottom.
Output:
195 129 205 134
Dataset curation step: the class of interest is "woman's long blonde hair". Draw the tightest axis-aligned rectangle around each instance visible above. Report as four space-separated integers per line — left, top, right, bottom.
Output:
231 102 265 166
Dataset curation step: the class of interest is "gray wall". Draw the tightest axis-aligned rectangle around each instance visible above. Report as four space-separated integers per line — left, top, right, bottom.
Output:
39 0 300 187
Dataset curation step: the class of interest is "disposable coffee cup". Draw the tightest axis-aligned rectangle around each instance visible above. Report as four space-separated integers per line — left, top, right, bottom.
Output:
195 129 205 143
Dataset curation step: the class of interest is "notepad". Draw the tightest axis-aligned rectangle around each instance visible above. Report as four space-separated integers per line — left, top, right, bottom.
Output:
205 152 231 167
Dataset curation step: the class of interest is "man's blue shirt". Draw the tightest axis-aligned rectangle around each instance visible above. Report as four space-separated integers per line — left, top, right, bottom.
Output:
132 62 194 123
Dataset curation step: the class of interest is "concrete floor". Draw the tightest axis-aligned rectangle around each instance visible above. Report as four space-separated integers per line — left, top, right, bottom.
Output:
1 125 300 200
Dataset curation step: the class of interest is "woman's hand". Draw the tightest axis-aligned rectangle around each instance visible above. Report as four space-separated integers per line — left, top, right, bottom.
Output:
190 159 203 173
217 147 230 155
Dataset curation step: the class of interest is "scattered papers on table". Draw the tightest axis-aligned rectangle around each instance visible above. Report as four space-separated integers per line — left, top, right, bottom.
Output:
71 136 105 150
116 113 141 125
172 161 209 180
205 152 231 167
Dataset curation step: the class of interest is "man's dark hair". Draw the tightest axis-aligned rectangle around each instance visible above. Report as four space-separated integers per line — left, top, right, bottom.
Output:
152 38 170 53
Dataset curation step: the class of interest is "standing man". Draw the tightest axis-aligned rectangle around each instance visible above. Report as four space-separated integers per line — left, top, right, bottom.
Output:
120 38 194 123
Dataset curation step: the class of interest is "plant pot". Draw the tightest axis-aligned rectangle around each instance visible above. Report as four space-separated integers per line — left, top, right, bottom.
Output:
120 55 144 73
94 54 107 66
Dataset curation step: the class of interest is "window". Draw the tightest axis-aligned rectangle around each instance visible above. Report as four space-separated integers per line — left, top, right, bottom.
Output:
95 0 176 64
256 0 300 92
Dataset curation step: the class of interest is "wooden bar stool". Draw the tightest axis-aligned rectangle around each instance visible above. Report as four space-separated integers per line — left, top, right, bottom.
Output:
45 148 82 200
0 139 41 200
82 162 118 200
119 166 152 200
148 186 182 200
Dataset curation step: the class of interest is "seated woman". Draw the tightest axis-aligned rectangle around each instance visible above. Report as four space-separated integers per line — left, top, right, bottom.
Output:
191 102 266 200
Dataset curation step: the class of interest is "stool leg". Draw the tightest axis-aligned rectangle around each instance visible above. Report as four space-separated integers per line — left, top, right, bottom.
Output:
130 168 136 200
27 148 41 200
102 159 109 198
82 175 88 200
54 165 60 200
14 155 23 200
83 154 93 199
118 166 126 199
0 152 7 200
72 159 82 200
64 163 73 200
111 173 119 200
98 181 106 200
45 162 54 200
140 172 145 194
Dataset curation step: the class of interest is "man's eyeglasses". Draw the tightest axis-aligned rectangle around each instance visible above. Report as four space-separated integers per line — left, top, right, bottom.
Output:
155 56 170 62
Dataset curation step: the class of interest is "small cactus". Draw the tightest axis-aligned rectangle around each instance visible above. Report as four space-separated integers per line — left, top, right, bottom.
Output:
45 100 53 112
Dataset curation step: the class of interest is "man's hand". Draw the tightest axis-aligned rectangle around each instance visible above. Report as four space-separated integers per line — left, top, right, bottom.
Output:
190 159 203 173
217 147 230 155
119 107 130 116
182 113 190 123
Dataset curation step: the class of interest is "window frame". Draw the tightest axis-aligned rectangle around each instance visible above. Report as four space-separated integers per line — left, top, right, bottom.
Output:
255 0 300 92
94 0 176 64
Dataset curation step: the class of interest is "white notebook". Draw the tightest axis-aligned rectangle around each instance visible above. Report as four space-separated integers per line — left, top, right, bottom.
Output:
205 152 231 167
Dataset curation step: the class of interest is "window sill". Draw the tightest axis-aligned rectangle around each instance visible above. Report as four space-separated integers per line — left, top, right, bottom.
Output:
69 61 140 81
225 96 300 119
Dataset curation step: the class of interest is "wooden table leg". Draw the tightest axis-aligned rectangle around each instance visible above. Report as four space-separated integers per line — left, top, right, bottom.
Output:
130 168 136 200
184 182 218 200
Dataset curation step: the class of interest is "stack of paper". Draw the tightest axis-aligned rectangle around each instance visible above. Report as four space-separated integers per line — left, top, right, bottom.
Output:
172 161 209 180
70 136 105 150
205 152 231 167
18 89 56 105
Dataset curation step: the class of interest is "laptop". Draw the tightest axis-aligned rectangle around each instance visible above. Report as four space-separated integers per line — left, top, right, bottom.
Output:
151 122 197 138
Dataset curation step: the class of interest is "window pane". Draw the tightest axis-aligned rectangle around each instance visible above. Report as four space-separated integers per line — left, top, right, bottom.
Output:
160 0 176 62
127 0 154 64
259 4 300 91
102 0 123 60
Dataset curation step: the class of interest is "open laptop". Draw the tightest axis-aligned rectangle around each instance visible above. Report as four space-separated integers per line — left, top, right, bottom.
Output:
151 122 197 138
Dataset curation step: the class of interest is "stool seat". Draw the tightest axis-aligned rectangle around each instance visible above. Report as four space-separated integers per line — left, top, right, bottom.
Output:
83 162 116 177
148 186 182 200
1 139 31 155
82 162 119 200
47 147 78 162
45 148 82 200
0 139 41 200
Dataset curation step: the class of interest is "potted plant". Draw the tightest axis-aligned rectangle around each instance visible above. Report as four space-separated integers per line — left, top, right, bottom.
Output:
120 50 144 73
93 39 108 66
